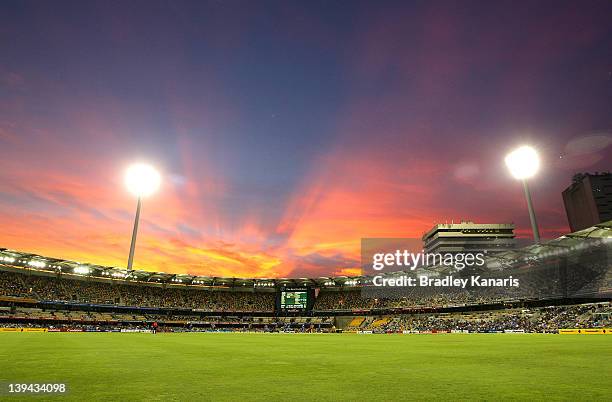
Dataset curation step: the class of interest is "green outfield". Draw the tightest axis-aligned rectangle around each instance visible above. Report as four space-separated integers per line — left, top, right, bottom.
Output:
1 333 611 401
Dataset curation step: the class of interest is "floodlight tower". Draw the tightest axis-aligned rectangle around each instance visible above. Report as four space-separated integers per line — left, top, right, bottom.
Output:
125 163 161 272
505 145 541 244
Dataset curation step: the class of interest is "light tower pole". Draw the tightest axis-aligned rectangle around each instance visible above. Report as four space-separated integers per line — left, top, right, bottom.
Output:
521 180 540 243
124 163 161 272
127 197 142 271
505 145 541 244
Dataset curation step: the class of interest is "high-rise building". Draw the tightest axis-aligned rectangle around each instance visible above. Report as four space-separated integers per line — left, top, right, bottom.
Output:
562 172 612 232
422 221 515 256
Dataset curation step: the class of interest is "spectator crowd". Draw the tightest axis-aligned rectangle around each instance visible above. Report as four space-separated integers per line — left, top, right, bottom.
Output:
0 271 275 312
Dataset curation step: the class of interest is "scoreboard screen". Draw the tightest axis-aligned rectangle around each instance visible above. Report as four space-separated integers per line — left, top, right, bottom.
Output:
280 291 308 309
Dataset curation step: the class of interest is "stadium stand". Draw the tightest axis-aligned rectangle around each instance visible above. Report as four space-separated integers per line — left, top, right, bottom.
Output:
0 221 610 333
0 270 275 312
371 303 612 333
0 300 609 333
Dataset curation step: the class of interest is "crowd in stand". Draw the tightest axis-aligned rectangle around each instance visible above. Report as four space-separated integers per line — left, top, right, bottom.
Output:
0 271 32 298
2 266 610 333
1 269 611 318
313 289 499 310
314 247 612 310
0 304 335 332
1 303 609 333
0 271 275 312
372 303 611 333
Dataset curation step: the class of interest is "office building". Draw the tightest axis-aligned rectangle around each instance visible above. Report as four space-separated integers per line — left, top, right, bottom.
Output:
422 221 515 256
562 172 612 232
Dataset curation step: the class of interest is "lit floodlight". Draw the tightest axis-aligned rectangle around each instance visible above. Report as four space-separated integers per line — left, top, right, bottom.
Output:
124 162 161 272
28 260 46 268
504 145 541 243
74 266 91 275
505 145 540 180
125 163 161 197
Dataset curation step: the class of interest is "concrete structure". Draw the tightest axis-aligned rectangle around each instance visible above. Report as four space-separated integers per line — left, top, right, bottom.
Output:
422 221 515 256
562 172 612 232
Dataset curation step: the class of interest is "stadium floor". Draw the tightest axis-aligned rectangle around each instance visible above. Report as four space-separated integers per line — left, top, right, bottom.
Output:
1 333 611 401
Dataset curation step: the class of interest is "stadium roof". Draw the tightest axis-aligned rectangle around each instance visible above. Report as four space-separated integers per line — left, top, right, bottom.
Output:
1 220 610 288
483 220 611 269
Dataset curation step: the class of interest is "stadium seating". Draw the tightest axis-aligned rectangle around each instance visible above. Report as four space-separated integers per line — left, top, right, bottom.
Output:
364 303 612 333
0 237 610 334
1 302 608 333
0 270 275 312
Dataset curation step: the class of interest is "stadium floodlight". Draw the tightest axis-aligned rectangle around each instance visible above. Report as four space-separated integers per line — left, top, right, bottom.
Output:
124 163 161 272
504 145 540 180
28 260 46 268
125 163 161 198
74 266 91 275
505 145 541 243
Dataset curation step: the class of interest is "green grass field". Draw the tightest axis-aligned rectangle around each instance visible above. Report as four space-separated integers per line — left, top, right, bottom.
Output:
1 333 610 401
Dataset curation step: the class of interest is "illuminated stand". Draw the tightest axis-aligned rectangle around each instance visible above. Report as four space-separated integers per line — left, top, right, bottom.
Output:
505 146 541 244
124 163 161 272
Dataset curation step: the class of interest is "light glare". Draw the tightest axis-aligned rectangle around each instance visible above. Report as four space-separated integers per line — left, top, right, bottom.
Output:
505 146 540 180
125 163 161 197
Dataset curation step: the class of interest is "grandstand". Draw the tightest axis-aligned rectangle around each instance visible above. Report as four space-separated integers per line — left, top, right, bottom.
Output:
0 221 610 333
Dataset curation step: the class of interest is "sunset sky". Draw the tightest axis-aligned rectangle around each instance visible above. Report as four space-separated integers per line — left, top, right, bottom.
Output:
1 0 611 278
